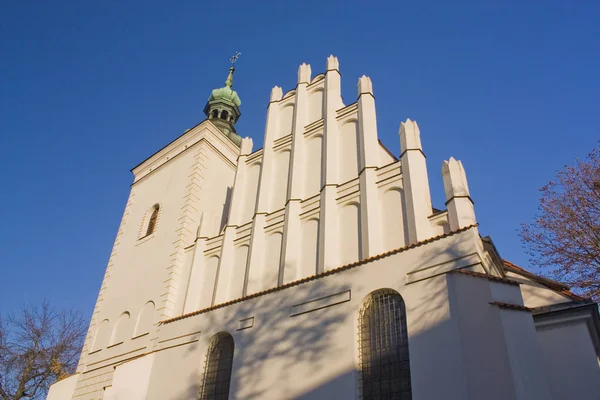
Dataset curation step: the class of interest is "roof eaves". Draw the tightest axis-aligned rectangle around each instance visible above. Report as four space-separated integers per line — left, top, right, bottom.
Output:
161 224 479 325
502 260 589 302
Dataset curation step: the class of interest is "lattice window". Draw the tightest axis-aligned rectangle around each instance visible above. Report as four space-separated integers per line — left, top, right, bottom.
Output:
199 332 235 400
146 205 159 236
358 289 412 400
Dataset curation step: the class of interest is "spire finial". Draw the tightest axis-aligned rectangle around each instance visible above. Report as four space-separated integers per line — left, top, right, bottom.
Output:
226 51 241 87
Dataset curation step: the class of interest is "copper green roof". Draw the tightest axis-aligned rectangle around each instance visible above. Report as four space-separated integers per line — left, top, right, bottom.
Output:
208 67 241 107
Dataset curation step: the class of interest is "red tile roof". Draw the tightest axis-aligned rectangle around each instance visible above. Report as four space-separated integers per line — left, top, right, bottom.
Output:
161 224 479 325
502 260 589 303
489 301 532 312
453 269 520 286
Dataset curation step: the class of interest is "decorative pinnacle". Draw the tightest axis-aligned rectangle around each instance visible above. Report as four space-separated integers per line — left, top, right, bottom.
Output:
442 157 471 199
226 51 241 87
357 75 373 96
399 118 422 152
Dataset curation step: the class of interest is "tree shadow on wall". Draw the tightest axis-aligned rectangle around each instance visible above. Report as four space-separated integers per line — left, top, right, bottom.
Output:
174 274 364 399
174 238 479 399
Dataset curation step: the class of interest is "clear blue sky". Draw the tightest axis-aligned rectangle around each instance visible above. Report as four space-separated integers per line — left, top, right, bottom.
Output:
1 1 598 319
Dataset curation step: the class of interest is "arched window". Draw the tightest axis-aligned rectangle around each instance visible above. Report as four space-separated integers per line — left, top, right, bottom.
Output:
358 289 411 399
220 110 229 121
211 109 219 119
199 332 235 400
146 205 159 236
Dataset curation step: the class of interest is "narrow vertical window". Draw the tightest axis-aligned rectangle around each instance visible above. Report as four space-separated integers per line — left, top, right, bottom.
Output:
146 205 159 236
199 332 235 400
358 289 411 399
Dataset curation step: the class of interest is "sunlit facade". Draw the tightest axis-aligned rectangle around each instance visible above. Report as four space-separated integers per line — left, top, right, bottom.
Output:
48 56 600 400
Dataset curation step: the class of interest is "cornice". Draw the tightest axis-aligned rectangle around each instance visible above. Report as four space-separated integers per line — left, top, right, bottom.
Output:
131 121 240 185
161 224 479 325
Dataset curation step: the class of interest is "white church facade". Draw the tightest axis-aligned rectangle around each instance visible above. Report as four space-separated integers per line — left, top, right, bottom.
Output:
48 56 600 400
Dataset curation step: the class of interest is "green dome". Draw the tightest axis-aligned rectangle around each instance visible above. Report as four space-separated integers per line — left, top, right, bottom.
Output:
208 86 241 107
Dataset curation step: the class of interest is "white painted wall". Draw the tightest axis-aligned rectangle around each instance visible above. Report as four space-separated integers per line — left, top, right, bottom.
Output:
277 103 294 139
141 228 487 400
304 134 323 198
46 375 78 400
299 218 319 279
270 150 290 211
537 321 600 399
133 301 156 337
106 354 155 400
339 120 360 183
505 271 572 308
71 122 240 398
381 188 406 251
339 202 361 265
241 162 261 222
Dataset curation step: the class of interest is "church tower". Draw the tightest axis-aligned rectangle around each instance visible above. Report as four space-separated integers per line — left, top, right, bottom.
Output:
203 62 242 146
60 59 249 399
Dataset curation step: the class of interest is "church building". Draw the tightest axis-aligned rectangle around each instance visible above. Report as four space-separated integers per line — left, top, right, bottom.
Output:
48 56 600 400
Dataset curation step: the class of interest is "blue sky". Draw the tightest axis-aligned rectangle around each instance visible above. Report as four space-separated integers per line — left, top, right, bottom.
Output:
1 1 598 319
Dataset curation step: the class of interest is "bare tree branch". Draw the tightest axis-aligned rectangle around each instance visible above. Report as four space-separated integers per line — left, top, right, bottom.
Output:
520 144 600 301
0 301 85 400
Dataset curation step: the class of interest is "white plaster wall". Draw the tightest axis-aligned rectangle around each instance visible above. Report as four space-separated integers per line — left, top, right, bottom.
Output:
91 319 110 352
498 309 553 399
448 273 554 400
74 124 239 397
270 150 290 211
447 274 517 400
247 231 282 294
230 245 249 298
144 228 483 400
133 301 156 337
241 162 260 223
93 132 236 339
46 374 78 400
277 103 294 139
339 203 361 265
71 365 114 399
193 147 238 238
303 134 323 198
380 188 406 251
299 218 319 279
490 280 525 306
307 89 324 123
146 340 204 400
339 121 360 183
107 354 155 400
198 255 219 309
505 271 572 308
110 312 132 345
537 321 600 399
264 232 283 288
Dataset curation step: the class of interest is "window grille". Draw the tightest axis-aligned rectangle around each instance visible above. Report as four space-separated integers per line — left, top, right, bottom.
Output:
358 289 412 400
146 206 159 236
199 332 235 400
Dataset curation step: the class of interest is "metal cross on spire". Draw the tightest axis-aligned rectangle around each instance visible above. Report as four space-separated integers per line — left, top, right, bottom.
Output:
230 51 241 66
